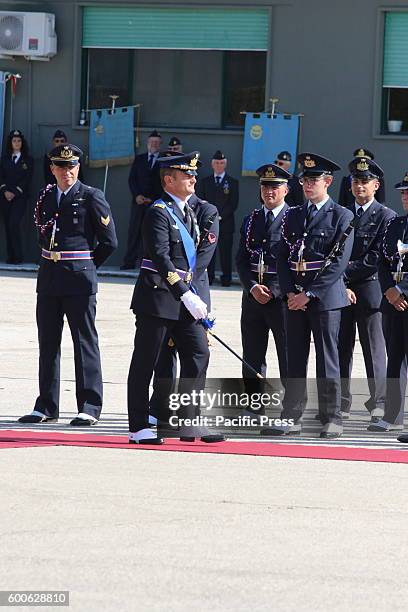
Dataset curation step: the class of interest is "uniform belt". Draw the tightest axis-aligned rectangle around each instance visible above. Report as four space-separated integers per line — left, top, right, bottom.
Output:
250 263 276 274
41 249 93 262
289 260 324 272
393 271 408 280
141 258 193 282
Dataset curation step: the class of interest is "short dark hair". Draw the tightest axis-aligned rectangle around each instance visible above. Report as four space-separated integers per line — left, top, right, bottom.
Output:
160 167 178 188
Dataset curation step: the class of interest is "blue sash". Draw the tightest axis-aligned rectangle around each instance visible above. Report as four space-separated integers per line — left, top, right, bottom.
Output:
158 199 197 271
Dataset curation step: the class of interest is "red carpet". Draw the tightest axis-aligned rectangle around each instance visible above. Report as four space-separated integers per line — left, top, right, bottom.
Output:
0 429 408 463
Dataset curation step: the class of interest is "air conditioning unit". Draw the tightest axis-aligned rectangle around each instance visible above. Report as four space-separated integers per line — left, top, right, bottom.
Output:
0 11 57 60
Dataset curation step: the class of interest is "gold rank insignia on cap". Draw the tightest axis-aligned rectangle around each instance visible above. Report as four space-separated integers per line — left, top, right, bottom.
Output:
190 154 199 169
264 167 276 178
60 146 74 159
167 271 181 285
356 159 369 171
100 215 110 226
356 149 366 157
304 156 316 168
404 173 408 182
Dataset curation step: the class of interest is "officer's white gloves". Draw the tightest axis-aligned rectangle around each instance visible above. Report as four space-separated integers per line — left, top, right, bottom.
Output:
180 290 208 320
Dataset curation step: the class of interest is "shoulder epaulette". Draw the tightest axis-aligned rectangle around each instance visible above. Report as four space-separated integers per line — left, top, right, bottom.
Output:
153 203 166 209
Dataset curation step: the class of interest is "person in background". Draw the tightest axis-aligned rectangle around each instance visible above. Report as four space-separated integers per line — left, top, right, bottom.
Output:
274 150 304 207
0 129 34 264
121 130 162 270
338 148 386 206
167 136 183 153
196 150 239 286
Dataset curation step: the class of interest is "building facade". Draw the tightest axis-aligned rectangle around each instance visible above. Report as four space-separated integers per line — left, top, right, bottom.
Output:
1 0 408 264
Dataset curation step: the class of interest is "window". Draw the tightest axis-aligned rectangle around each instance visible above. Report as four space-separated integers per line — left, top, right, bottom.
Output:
381 12 408 134
381 88 408 134
84 49 133 111
81 48 266 129
223 51 266 127
132 49 223 129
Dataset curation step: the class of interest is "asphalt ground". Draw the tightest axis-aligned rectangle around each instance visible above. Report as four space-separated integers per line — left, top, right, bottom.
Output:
0 268 407 612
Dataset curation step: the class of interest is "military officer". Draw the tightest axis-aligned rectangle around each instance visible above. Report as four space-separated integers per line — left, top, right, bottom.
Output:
196 150 239 286
339 148 386 206
43 130 84 186
0 129 34 264
236 164 289 401
338 157 396 421
149 190 219 424
18 144 118 426
265 153 354 439
274 151 305 207
368 172 408 433
127 152 225 444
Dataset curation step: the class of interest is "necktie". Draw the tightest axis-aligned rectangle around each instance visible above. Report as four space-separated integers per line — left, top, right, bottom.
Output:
183 204 192 233
215 176 221 185
403 216 408 242
12 155 17 164
58 192 66 207
306 204 317 226
265 210 274 233
149 154 154 169
356 206 363 218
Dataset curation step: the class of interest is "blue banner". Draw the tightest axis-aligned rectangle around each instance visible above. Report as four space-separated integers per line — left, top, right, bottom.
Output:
89 106 135 168
0 72 6 152
242 113 300 176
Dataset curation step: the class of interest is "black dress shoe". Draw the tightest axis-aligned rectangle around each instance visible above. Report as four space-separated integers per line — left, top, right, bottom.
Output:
221 280 231 287
18 414 58 424
180 435 226 443
70 417 98 427
397 434 408 443
129 437 164 445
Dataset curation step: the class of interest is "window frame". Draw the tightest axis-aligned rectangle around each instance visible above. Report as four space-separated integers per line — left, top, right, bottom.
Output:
72 2 274 134
374 7 408 140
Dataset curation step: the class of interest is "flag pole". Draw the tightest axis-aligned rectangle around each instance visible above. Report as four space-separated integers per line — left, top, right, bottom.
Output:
102 95 119 195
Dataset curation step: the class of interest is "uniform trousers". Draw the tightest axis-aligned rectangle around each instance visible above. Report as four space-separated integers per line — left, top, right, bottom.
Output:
150 338 178 422
282 308 342 425
208 232 234 284
34 293 103 418
127 313 210 432
0 195 27 262
382 310 408 425
338 305 386 413
240 293 287 394
122 202 145 267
